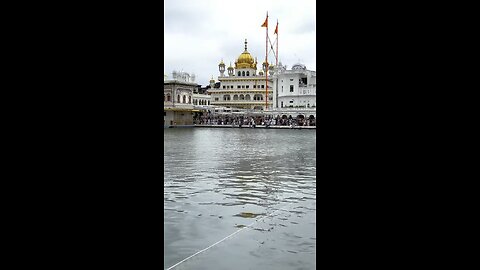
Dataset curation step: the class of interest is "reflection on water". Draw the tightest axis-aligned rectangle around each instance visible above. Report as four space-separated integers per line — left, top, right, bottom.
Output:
164 128 316 270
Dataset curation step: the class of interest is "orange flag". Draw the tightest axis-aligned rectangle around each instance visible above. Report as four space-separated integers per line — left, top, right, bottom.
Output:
261 13 268 27
274 21 278 34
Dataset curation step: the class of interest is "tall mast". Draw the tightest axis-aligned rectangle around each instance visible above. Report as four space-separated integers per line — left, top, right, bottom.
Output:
276 20 278 66
275 20 279 109
265 12 268 111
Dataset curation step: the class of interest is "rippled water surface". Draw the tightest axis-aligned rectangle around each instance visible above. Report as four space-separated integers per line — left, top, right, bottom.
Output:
164 128 316 270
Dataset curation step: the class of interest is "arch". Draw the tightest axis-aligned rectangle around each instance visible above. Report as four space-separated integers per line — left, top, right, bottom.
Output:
282 115 288 119
240 94 245 100
233 94 238 100
246 71 250 76
177 95 180 103
238 71 241 76
245 94 251 100
188 96 191 104
242 71 245 76
183 95 186 103
223 94 230 101
167 95 171 102
253 94 263 101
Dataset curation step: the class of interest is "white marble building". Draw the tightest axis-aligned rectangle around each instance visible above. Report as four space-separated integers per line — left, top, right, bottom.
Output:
163 71 197 126
272 63 316 109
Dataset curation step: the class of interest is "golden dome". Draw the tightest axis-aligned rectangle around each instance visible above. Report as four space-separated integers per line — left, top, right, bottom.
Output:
236 52 254 67
235 39 257 69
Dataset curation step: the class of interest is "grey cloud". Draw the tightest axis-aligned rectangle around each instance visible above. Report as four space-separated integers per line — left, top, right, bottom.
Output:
164 0 316 87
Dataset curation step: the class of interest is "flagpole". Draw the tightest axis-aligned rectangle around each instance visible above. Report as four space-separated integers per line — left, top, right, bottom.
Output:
265 13 268 111
276 20 278 66
275 20 278 109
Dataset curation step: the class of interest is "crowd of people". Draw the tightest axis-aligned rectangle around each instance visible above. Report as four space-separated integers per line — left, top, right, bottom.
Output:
193 113 316 127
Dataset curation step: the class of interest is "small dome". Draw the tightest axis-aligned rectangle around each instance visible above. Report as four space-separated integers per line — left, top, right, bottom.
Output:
219 59 225 66
292 63 306 70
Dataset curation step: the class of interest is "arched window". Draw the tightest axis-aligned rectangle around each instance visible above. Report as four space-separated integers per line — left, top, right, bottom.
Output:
183 95 186 103
167 95 171 102
242 71 245 76
240 94 244 100
223 94 230 101
177 95 180 103
245 94 251 100
188 96 191 104
238 71 241 76
246 71 250 76
233 95 238 100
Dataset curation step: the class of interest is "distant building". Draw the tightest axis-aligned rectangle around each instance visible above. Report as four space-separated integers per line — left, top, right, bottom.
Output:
163 71 197 127
273 63 316 109
209 39 274 110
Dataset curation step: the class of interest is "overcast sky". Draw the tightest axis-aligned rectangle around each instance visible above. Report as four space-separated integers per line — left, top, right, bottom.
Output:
164 0 316 87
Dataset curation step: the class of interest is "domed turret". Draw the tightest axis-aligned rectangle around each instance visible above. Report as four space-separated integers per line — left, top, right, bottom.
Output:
209 76 215 88
227 62 234 76
262 61 269 72
218 59 226 76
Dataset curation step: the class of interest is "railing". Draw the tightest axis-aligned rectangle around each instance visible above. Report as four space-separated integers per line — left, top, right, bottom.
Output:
270 107 316 111
211 101 272 105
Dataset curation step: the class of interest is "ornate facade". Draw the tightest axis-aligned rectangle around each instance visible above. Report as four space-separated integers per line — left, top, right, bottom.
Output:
209 39 274 110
